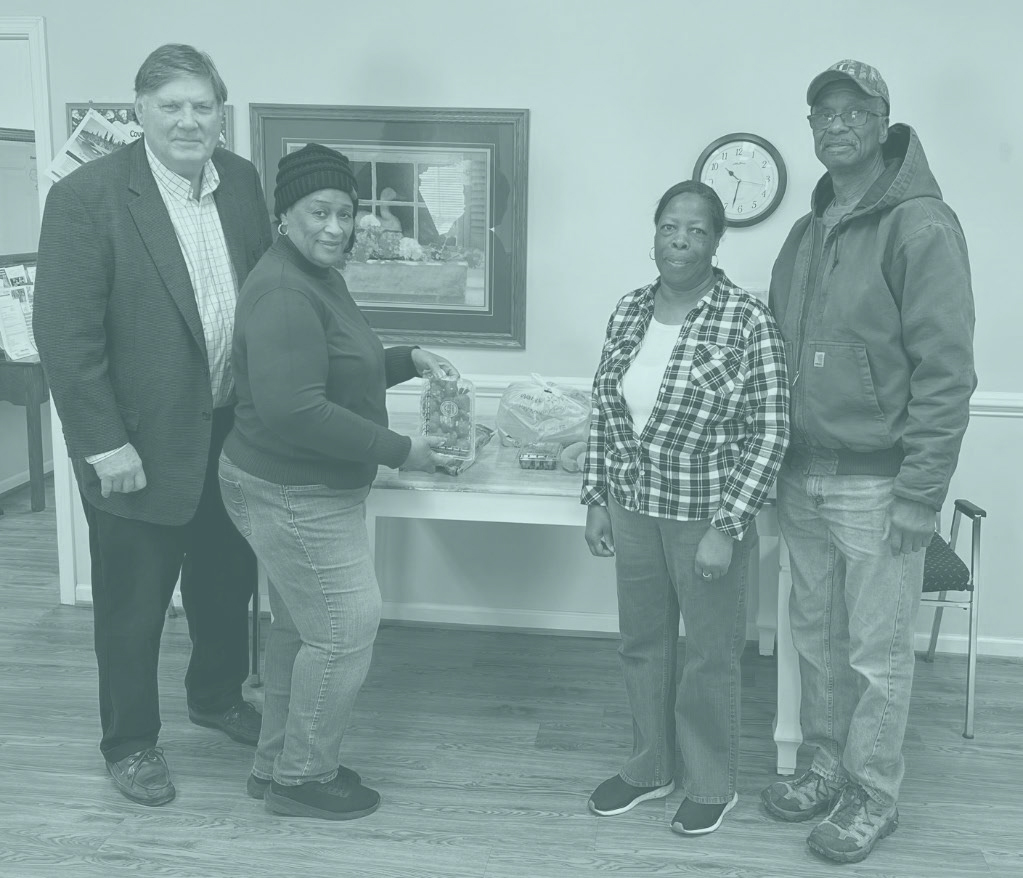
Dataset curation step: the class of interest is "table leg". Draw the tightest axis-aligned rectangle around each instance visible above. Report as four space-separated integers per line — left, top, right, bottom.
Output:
757 534 779 656
26 401 45 512
774 538 802 775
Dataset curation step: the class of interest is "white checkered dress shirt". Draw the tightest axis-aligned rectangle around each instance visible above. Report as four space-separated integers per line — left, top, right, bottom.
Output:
146 142 239 408
582 270 790 539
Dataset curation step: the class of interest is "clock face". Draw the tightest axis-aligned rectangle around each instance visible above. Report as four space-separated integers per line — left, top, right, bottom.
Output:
694 134 787 227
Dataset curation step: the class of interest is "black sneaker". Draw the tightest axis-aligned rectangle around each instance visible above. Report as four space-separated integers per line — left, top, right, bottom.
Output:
670 793 738 835
246 764 362 799
189 699 262 746
587 774 674 816
106 747 176 806
265 773 380 820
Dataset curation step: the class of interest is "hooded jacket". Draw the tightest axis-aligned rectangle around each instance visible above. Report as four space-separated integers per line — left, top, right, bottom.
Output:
769 123 976 510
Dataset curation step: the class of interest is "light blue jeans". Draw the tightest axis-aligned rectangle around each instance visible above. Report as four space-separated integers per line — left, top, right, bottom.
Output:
608 498 754 804
218 453 381 785
777 461 925 807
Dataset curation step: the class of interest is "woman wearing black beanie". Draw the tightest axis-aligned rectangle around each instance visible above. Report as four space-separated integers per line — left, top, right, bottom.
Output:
219 142 458 820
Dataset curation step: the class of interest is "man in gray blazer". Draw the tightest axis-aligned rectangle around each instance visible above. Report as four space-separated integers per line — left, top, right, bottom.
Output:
34 44 273 806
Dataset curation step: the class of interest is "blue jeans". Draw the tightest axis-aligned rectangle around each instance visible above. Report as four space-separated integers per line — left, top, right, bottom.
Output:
777 460 925 807
608 498 753 804
218 453 381 785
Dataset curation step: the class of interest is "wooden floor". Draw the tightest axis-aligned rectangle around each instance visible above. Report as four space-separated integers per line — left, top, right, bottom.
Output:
1 479 1022 877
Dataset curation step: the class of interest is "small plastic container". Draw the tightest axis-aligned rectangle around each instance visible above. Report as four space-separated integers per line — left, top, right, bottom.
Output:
517 442 562 471
421 375 476 461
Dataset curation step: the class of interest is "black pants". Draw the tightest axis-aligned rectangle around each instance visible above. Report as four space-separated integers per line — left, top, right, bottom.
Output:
82 408 256 762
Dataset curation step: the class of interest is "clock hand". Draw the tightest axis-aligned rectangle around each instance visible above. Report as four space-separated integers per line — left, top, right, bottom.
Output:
731 178 741 208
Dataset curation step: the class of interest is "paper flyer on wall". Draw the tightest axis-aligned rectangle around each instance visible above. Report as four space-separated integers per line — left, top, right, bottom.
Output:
0 264 37 361
46 108 130 182
0 288 37 361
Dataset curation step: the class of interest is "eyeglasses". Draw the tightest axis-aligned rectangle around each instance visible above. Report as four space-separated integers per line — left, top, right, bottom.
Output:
806 109 883 130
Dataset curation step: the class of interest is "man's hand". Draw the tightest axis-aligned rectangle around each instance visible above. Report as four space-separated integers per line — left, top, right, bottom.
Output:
584 505 615 557
695 525 734 581
883 497 937 555
92 444 147 498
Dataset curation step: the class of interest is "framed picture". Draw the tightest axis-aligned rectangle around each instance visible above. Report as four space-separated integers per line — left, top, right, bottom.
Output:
65 103 235 151
250 104 529 348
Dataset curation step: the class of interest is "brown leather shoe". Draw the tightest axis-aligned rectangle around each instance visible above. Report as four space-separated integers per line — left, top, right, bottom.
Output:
189 700 262 746
106 748 176 806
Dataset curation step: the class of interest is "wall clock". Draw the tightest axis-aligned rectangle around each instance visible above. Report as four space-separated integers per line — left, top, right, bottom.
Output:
693 133 786 228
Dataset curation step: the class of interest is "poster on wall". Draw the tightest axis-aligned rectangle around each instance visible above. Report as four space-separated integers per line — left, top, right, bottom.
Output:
65 103 235 150
47 109 127 182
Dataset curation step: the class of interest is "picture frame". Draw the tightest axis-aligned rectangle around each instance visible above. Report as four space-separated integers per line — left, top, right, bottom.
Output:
250 104 529 348
65 103 235 151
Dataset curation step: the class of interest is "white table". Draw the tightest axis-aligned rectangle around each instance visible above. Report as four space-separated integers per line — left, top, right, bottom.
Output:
366 416 802 774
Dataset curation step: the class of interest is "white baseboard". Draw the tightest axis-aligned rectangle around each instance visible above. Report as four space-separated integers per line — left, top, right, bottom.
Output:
381 600 620 635
70 585 1023 658
913 632 1023 658
0 461 53 497
75 582 183 609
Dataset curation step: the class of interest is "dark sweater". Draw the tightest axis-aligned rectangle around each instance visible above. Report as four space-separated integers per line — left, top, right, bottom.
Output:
223 235 417 488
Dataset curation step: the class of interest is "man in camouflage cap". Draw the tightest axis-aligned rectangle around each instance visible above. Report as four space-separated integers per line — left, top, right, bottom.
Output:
761 60 976 863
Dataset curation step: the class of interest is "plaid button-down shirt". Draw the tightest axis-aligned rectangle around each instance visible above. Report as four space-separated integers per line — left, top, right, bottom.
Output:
146 142 238 407
581 270 790 539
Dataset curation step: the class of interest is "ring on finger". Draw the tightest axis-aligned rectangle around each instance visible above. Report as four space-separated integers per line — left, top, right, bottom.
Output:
701 571 713 579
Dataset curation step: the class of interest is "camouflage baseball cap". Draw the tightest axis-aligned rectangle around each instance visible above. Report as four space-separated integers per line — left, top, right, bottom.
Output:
807 59 890 111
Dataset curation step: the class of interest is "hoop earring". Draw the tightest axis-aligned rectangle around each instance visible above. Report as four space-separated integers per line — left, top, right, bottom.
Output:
649 246 656 261
277 221 288 237
712 253 719 268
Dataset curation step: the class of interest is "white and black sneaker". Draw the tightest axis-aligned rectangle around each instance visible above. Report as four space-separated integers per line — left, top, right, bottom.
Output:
588 774 675 816
670 792 738 835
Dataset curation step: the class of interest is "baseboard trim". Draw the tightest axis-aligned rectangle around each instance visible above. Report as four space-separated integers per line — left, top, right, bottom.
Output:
70 585 1023 658
913 632 1022 658
0 462 54 498
381 600 621 636
75 582 183 609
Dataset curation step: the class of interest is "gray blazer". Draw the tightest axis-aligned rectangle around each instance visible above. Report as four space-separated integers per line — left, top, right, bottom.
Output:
34 138 273 524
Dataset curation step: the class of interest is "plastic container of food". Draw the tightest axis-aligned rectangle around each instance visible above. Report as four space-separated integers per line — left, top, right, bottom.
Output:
517 442 562 471
420 375 476 461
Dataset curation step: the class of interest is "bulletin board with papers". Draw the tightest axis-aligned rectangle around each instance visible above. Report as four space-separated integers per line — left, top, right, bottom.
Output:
0 253 38 362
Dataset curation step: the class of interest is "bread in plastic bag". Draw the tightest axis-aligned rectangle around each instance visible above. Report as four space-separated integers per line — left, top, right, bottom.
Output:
496 374 591 447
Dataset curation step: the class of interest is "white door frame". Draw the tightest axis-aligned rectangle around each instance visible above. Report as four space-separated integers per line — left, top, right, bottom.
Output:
1 17 78 604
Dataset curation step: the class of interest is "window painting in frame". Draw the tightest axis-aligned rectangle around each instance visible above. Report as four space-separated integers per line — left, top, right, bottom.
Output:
251 105 529 348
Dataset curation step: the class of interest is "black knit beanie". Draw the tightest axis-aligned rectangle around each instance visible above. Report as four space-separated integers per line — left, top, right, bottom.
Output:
273 143 358 219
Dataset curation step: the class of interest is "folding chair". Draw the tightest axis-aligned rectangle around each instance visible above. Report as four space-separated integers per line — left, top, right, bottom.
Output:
920 498 986 739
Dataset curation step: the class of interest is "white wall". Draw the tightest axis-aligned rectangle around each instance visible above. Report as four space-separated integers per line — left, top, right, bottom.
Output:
15 0 1021 651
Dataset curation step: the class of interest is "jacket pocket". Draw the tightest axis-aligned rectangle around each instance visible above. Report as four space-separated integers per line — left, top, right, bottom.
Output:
801 341 892 450
689 344 742 395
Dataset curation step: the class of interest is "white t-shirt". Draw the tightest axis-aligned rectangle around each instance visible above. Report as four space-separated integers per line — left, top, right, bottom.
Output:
621 317 682 438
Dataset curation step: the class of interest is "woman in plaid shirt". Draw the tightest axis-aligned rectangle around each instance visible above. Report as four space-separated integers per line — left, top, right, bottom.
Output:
583 181 789 836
